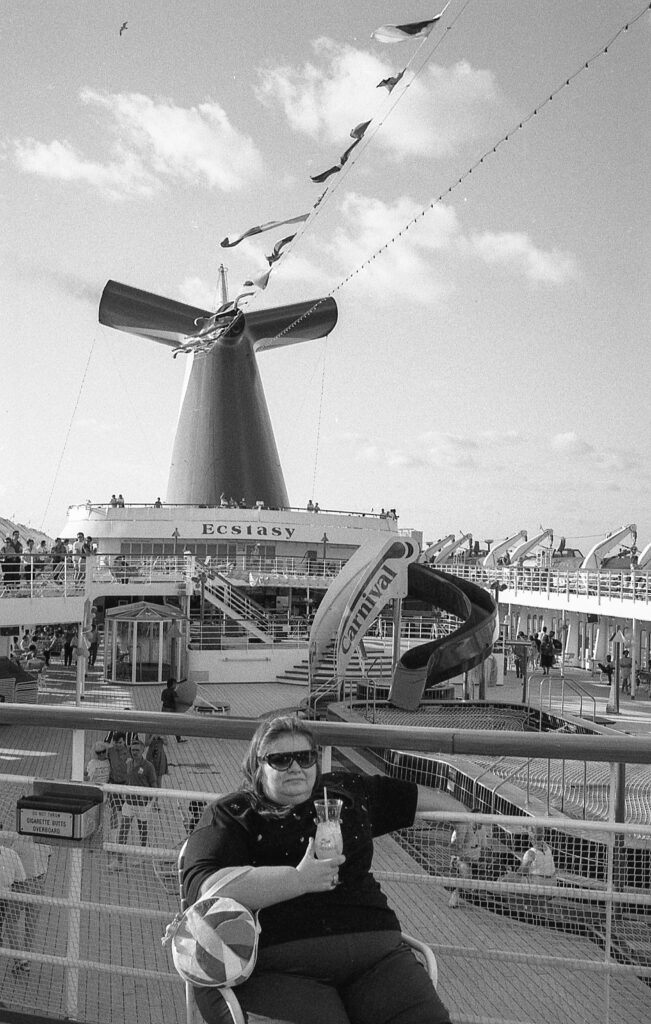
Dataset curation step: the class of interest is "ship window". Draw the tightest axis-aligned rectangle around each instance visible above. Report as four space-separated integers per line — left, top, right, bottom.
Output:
245 544 275 561
217 543 237 560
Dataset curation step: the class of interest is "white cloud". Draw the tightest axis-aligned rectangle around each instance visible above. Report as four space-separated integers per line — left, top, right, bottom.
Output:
480 429 522 445
81 90 263 191
178 277 214 309
386 449 428 469
284 192 458 303
256 39 503 159
470 231 579 283
551 432 594 455
13 138 158 199
423 432 479 467
13 90 264 198
271 188 576 303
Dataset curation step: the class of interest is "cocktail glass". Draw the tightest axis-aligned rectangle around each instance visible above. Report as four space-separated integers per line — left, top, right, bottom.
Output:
314 798 343 884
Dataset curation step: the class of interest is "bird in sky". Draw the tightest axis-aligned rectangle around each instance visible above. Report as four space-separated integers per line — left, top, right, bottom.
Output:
119 22 128 36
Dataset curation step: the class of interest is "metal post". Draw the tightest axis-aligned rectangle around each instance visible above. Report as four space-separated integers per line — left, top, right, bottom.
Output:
630 618 638 700
132 621 138 685
391 598 402 675
606 636 622 714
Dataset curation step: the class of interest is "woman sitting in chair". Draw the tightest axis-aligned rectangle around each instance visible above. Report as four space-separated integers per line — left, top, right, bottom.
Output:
182 715 454 1024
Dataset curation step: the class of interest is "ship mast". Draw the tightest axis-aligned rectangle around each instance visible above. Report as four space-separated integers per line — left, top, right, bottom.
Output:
218 264 229 305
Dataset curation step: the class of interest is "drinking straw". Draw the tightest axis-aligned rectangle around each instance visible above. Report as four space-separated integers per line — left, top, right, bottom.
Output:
323 787 329 820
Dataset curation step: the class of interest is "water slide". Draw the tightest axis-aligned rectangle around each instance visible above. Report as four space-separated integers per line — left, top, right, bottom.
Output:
308 534 419 680
389 563 498 711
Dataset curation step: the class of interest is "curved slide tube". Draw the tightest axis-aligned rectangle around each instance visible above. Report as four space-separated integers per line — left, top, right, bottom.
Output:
389 563 497 711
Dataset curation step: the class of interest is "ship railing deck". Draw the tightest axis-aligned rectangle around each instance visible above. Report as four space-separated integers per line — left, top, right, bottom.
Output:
0 707 650 1024
443 562 651 606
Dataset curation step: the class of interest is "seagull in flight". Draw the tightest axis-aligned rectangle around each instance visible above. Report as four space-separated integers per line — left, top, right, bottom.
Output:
119 21 128 36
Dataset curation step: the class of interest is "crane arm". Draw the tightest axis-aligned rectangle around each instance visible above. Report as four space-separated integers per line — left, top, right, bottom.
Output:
510 529 554 564
580 524 637 570
420 535 455 562
482 530 527 568
432 532 473 564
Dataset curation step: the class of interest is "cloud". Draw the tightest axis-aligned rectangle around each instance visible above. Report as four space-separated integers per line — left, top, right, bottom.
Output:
386 449 428 469
178 276 214 310
13 138 158 199
282 192 458 305
13 90 264 198
256 39 504 159
422 432 479 468
470 231 579 283
480 429 522 445
551 432 594 455
549 434 648 480
269 189 576 304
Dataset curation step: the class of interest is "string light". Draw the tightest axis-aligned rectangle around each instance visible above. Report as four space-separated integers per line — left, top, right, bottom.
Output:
263 2 648 346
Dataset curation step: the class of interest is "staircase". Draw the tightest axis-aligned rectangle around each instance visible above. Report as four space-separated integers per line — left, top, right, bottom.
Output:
201 569 273 643
276 641 396 718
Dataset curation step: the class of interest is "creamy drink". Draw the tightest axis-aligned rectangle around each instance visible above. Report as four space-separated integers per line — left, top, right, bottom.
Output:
314 798 344 864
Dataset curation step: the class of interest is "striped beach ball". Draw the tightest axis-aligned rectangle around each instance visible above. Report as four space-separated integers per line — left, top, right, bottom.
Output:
171 896 260 988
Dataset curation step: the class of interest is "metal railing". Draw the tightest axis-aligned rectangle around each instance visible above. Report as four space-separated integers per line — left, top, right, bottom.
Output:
188 618 310 649
536 672 598 725
0 708 650 1024
443 562 651 605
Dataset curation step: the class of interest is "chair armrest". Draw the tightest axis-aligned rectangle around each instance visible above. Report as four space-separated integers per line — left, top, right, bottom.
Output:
401 932 438 988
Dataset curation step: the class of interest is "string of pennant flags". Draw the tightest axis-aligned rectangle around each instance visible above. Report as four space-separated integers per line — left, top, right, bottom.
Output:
203 6 453 320
181 1 648 353
233 0 649 357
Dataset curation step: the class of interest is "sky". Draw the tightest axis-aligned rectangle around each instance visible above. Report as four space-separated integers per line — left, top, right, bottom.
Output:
1 0 649 553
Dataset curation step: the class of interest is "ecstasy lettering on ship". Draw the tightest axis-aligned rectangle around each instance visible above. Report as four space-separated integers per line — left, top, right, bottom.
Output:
202 523 296 538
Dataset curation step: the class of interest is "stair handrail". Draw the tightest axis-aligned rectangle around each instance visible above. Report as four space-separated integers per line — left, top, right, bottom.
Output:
201 568 271 631
559 674 597 723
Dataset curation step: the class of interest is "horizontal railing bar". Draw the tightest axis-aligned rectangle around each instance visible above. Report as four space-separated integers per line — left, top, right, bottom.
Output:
1 704 651 763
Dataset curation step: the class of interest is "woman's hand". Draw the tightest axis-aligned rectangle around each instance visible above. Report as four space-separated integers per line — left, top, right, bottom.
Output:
296 838 345 892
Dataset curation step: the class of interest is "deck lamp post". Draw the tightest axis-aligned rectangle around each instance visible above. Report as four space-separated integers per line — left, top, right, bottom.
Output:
490 582 508 702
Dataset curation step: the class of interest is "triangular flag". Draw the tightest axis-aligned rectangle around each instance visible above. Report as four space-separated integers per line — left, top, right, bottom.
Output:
377 69 405 92
244 269 272 290
266 234 296 266
372 4 450 43
311 120 371 183
221 213 309 248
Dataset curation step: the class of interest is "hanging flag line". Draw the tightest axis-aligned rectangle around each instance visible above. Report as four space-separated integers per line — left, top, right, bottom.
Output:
220 213 310 248
218 6 456 307
254 2 648 349
371 2 451 44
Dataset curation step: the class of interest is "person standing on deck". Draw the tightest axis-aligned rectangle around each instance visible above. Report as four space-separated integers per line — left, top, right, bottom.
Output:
448 809 488 907
117 738 157 850
161 678 186 742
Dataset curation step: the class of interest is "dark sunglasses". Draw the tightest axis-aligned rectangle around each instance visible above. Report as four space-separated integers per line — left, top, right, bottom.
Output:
261 749 318 772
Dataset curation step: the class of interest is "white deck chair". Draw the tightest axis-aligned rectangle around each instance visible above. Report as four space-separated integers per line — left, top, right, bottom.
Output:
177 841 438 1024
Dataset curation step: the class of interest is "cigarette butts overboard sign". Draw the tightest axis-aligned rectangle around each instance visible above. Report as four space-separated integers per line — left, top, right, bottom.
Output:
17 782 103 841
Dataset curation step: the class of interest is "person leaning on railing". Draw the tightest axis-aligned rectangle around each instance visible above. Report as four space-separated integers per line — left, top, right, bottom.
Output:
181 714 458 1024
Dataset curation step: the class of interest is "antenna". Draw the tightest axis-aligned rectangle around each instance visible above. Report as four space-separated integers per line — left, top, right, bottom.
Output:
218 265 229 305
